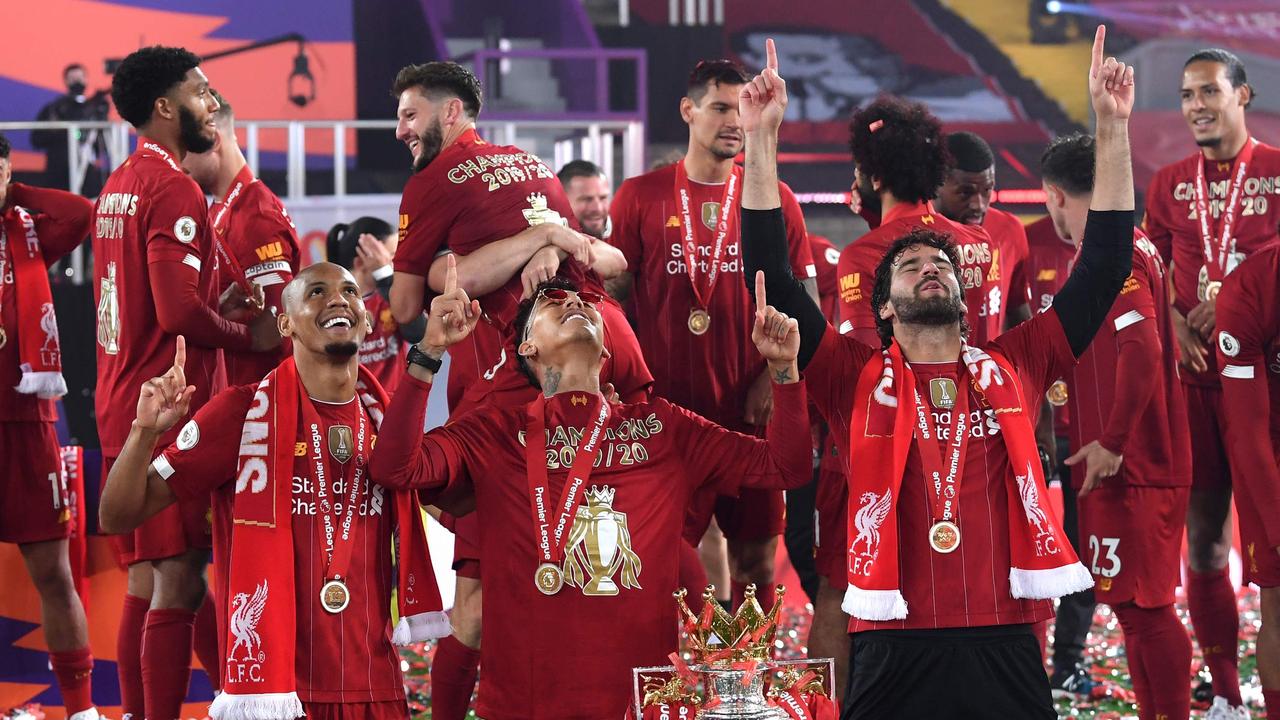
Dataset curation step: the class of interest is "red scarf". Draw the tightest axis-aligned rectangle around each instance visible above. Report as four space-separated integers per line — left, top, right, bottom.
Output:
210 359 447 720
3 206 65 398
842 342 1091 620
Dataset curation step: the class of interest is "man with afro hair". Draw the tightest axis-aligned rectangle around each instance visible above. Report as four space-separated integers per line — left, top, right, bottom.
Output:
95 45 279 720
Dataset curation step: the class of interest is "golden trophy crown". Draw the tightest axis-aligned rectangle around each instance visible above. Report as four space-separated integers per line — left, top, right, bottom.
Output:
674 584 785 665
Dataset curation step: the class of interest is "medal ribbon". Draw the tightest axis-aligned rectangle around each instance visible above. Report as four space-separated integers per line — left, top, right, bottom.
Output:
301 394 369 583
524 393 609 564
674 160 740 309
1195 138 1256 275
909 368 971 525
143 141 250 291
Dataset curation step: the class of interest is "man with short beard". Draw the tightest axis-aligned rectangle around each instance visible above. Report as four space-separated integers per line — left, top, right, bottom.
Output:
742 31 1133 715
607 57 817 618
94 45 279 720
1143 48 1280 716
99 263 446 720
387 60 651 719
557 159 612 240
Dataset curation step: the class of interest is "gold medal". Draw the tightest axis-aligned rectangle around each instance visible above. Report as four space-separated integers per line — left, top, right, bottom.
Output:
534 562 564 595
929 378 957 409
688 308 710 335
928 521 961 554
319 578 351 613
1046 380 1069 408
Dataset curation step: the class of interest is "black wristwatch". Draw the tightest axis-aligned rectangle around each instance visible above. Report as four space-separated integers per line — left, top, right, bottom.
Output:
406 344 443 374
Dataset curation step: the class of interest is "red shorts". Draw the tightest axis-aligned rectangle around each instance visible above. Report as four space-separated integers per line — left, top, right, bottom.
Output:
814 462 848 589
302 700 408 720
684 486 785 544
1184 383 1231 491
1235 471 1280 588
0 422 72 545
102 454 211 566
1077 484 1189 607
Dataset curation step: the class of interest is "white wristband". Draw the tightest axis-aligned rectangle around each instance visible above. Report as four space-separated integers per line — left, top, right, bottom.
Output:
372 264 394 281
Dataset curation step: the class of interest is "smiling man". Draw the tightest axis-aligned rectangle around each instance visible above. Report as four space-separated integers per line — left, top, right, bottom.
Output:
1143 48 1280 715
94 46 279 720
99 263 446 720
369 258 812 719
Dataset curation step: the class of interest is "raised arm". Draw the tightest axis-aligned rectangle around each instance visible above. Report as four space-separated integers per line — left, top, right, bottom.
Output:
370 255 481 490
9 183 94 264
425 224 595 297
1050 25 1136 357
99 336 191 533
738 38 828 368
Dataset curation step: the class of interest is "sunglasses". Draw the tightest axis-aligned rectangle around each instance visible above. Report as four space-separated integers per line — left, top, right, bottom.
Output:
534 287 605 306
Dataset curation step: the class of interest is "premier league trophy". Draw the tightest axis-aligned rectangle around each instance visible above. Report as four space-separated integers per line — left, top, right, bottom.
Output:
631 585 837 720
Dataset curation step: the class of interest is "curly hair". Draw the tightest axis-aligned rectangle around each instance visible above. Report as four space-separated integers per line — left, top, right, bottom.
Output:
111 46 201 129
848 95 951 205
870 228 968 348
512 277 581 390
391 62 483 119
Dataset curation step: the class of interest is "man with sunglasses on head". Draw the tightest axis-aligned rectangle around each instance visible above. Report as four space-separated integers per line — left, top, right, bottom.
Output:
387 60 653 719
607 57 818 615
371 257 812 719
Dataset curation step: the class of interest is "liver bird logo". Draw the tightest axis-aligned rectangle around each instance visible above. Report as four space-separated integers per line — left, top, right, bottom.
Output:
851 490 892 557
1016 462 1048 536
228 581 269 663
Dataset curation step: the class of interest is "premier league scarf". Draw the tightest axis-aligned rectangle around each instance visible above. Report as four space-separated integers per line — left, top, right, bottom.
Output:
3 207 66 398
843 341 1092 621
210 359 448 720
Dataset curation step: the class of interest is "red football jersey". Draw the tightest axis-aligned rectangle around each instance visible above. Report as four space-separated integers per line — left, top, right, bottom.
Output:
93 143 230 454
395 128 650 410
809 233 841 323
608 162 815 430
1068 230 1191 488
212 165 300 386
359 292 406 395
385 378 810 719
836 201 1001 346
806 311 1075 630
1 184 92 423
984 207 1031 322
157 385 404 703
1144 141 1280 386
1215 245 1280 545
1024 216 1076 436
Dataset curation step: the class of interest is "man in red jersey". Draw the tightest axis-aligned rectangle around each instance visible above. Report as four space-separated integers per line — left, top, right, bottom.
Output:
1043 132 1194 719
1144 48 1280 715
1022 212 1100 696
743 32 1133 715
183 91 300 386
369 257 811 719
94 46 279 720
99 263 447 720
836 98 1000 347
0 133 100 720
934 131 1032 332
1216 245 1280 718
608 58 817 614
388 61 652 719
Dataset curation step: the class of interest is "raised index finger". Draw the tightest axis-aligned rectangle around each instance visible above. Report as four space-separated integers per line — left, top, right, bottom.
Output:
755 270 767 313
1090 24 1106 79
766 38 778 73
444 252 458 294
173 335 186 372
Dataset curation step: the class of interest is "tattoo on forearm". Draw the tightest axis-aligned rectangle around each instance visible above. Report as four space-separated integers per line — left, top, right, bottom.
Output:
772 366 792 384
